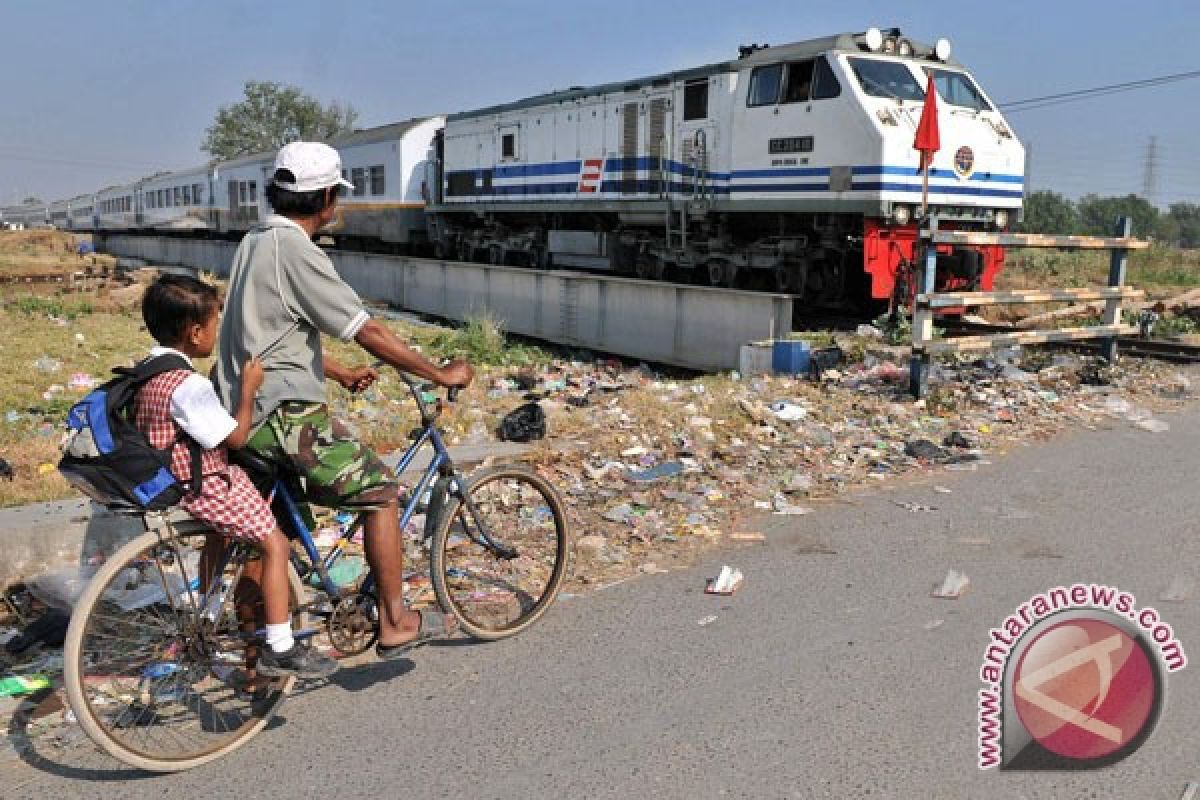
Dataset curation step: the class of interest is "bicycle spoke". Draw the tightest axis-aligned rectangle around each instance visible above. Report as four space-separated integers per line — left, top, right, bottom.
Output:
69 527 295 768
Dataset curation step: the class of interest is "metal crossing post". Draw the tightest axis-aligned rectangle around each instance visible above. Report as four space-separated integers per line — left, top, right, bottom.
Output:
1101 216 1132 363
909 216 938 399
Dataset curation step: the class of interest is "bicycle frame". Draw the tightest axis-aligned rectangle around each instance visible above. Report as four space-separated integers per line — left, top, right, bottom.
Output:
269 419 457 600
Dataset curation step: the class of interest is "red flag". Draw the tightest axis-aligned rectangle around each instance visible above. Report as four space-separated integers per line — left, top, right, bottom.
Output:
913 74 940 170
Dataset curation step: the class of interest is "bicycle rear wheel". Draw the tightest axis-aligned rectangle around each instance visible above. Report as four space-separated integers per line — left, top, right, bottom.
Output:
430 465 571 640
63 520 307 772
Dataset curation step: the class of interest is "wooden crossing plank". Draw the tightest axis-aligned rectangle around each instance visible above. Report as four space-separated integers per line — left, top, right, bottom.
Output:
915 324 1134 353
917 287 1144 308
929 231 1149 250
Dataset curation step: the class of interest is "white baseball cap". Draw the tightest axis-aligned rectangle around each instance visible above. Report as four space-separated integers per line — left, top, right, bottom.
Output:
271 141 354 192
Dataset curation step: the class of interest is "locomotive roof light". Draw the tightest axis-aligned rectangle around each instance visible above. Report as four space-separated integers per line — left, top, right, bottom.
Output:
864 27 883 52
892 205 912 226
882 36 898 54
934 38 952 61
897 38 914 57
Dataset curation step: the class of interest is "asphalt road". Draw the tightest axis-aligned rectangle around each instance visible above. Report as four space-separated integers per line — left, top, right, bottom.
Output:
8 404 1200 799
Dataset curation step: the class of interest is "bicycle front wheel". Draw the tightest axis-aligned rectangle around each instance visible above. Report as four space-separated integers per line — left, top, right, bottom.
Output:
430 465 571 640
63 520 307 772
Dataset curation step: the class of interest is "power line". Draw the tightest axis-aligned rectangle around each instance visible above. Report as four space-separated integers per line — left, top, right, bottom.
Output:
999 69 1200 113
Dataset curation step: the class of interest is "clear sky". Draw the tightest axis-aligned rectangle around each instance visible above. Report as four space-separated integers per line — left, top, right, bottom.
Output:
2 0 1198 207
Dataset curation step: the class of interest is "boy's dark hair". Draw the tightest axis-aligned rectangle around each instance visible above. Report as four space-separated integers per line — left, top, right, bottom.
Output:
142 274 219 346
265 168 339 216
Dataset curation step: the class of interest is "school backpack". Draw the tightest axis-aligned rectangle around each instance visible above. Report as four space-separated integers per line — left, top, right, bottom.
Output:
58 353 203 511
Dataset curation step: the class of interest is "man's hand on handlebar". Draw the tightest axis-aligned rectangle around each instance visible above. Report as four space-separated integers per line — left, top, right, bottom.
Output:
436 359 474 390
335 364 379 394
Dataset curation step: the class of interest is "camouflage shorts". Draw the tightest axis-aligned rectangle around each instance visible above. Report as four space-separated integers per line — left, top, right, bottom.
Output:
246 402 398 511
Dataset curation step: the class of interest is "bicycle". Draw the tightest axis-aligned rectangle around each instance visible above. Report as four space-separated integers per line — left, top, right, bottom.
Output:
63 369 572 772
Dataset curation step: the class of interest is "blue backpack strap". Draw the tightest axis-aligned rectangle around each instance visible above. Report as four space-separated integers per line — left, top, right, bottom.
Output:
125 354 206 497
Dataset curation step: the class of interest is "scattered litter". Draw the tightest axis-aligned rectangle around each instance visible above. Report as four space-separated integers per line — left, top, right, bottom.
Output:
705 565 744 595
855 324 883 339
639 562 667 574
0 675 51 697
0 457 12 481
67 372 97 391
1180 781 1200 800
497 402 546 442
768 401 808 422
957 536 991 547
626 461 684 483
33 356 62 373
905 439 949 461
730 532 766 542
1135 418 1170 433
893 500 937 513
697 615 719 626
932 570 969 599
932 486 952 494
772 493 813 515
923 619 945 631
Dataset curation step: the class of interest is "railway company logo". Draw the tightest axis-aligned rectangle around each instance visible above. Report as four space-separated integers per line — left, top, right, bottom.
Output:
978 584 1185 771
953 145 975 179
578 158 604 194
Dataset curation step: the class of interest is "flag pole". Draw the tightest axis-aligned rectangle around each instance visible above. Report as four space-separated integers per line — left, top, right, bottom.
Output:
921 156 929 220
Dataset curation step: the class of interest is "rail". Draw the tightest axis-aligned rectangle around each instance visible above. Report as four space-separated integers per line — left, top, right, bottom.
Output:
909 216 1149 398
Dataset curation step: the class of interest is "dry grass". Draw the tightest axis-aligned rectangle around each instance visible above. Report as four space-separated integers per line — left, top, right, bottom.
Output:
0 230 116 277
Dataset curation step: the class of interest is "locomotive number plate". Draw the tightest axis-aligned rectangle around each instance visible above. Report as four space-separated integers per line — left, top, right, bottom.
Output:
768 136 813 154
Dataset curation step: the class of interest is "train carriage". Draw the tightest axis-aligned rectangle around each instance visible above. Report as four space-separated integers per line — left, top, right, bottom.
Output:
432 28 1024 306
328 117 444 251
140 167 213 232
212 152 273 235
95 184 138 230
68 194 96 231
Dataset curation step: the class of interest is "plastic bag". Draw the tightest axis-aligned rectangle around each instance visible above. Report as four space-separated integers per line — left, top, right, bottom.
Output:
497 402 546 442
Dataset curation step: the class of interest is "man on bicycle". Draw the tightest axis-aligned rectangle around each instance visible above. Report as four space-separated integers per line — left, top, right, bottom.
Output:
215 141 472 658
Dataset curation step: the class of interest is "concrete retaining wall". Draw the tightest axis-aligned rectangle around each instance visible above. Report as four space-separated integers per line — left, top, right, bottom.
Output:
96 234 793 371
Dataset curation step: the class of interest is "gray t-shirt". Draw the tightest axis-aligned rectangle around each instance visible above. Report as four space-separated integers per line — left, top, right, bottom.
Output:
216 214 370 427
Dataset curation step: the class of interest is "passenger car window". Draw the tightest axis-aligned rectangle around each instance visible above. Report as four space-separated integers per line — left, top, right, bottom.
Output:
747 64 783 107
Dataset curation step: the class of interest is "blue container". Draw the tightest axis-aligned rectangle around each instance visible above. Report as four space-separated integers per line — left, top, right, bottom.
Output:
772 340 811 376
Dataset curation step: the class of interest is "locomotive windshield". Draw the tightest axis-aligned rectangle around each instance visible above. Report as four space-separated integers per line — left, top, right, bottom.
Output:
922 67 993 112
847 57 924 102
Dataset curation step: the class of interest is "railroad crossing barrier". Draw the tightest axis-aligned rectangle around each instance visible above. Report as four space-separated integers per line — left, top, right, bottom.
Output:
94 234 792 372
909 216 1148 398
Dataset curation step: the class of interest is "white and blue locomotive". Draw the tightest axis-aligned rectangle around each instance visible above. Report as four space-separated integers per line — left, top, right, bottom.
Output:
431 27 1023 304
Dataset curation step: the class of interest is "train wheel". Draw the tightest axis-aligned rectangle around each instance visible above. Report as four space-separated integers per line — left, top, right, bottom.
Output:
456 239 473 262
771 267 792 293
705 260 724 287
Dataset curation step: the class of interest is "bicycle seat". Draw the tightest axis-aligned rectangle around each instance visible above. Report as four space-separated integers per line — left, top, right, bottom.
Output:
229 448 283 494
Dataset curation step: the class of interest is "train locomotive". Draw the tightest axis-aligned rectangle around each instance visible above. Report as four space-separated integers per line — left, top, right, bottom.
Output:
2 27 1023 311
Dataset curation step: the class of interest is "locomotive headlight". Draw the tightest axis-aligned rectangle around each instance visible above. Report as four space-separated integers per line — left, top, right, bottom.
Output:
934 38 952 61
898 38 914 57
892 205 912 225
993 210 1009 229
864 27 883 51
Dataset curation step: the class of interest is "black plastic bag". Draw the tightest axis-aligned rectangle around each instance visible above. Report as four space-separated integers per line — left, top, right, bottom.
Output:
498 402 546 442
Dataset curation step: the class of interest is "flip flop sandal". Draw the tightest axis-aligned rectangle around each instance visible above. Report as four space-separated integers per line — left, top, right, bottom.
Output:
375 608 456 661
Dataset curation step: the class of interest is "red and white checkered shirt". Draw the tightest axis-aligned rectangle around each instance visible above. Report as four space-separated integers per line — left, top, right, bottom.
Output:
134 370 227 482
134 368 275 542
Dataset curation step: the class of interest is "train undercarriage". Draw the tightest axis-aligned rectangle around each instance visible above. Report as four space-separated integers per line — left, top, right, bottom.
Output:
428 209 1003 312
